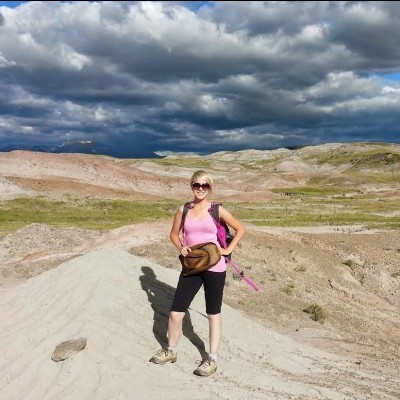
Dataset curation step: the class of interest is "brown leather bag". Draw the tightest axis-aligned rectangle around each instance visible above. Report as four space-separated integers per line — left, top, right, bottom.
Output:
179 242 221 276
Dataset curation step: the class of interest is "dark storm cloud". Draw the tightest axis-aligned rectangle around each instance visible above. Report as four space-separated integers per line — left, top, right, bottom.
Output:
0 1 399 157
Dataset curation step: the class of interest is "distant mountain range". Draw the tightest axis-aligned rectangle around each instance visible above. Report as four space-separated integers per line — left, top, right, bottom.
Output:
1 140 399 161
0 140 163 159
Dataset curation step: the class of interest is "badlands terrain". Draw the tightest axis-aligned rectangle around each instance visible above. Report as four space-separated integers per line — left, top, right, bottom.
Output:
0 142 399 399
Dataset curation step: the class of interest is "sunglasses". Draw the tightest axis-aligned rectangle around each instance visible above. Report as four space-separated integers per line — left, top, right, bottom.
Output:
191 182 211 190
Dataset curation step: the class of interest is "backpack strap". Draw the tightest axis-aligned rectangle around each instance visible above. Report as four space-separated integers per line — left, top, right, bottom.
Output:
179 202 192 232
209 202 227 248
210 201 221 223
179 201 192 244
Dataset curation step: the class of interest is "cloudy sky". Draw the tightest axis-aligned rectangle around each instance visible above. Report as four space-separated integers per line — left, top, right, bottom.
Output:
0 1 400 158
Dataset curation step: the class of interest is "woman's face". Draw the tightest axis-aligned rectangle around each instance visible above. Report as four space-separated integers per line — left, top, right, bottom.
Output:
191 179 211 200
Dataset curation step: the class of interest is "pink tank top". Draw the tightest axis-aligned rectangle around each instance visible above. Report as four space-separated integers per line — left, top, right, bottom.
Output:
183 212 226 273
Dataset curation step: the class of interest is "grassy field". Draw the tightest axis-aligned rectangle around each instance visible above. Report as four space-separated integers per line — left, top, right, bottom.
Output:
0 198 180 237
1 192 399 238
231 197 400 228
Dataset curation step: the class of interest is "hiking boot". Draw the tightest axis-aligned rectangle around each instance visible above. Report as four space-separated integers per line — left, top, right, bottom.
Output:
149 348 177 365
193 356 217 377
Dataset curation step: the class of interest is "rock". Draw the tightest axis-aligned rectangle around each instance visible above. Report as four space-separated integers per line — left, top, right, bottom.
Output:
51 337 87 362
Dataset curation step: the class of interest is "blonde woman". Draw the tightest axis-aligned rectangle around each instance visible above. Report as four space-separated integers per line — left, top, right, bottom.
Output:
150 170 245 377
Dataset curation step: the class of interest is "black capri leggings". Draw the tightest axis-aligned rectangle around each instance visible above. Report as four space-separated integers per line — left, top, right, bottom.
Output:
170 270 226 315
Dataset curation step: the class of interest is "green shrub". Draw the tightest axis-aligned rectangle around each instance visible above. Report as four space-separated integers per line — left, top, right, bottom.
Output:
304 303 326 323
343 259 356 270
280 283 295 295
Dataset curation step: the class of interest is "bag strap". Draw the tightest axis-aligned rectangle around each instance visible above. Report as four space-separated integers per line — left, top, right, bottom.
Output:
226 258 260 292
210 201 260 292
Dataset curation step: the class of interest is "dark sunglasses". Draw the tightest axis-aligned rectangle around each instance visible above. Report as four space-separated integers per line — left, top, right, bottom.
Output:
191 182 211 190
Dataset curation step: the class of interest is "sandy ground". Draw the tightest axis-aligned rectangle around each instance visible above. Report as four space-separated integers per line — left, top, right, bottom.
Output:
1 247 399 400
0 148 399 399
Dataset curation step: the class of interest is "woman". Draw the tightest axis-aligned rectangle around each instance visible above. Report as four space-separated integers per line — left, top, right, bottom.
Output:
150 170 245 377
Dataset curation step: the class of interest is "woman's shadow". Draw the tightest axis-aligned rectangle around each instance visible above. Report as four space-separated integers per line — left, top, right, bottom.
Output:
140 266 207 359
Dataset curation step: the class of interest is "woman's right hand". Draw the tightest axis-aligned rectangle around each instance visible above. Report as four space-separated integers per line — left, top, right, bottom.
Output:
180 246 191 256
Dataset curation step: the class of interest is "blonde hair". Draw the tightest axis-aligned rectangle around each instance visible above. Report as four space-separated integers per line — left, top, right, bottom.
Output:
190 170 213 192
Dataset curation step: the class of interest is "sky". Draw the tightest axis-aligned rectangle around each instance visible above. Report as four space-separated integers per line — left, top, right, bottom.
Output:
0 1 400 158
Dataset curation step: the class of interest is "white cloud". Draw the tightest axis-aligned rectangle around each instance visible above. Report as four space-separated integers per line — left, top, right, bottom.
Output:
382 86 400 94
